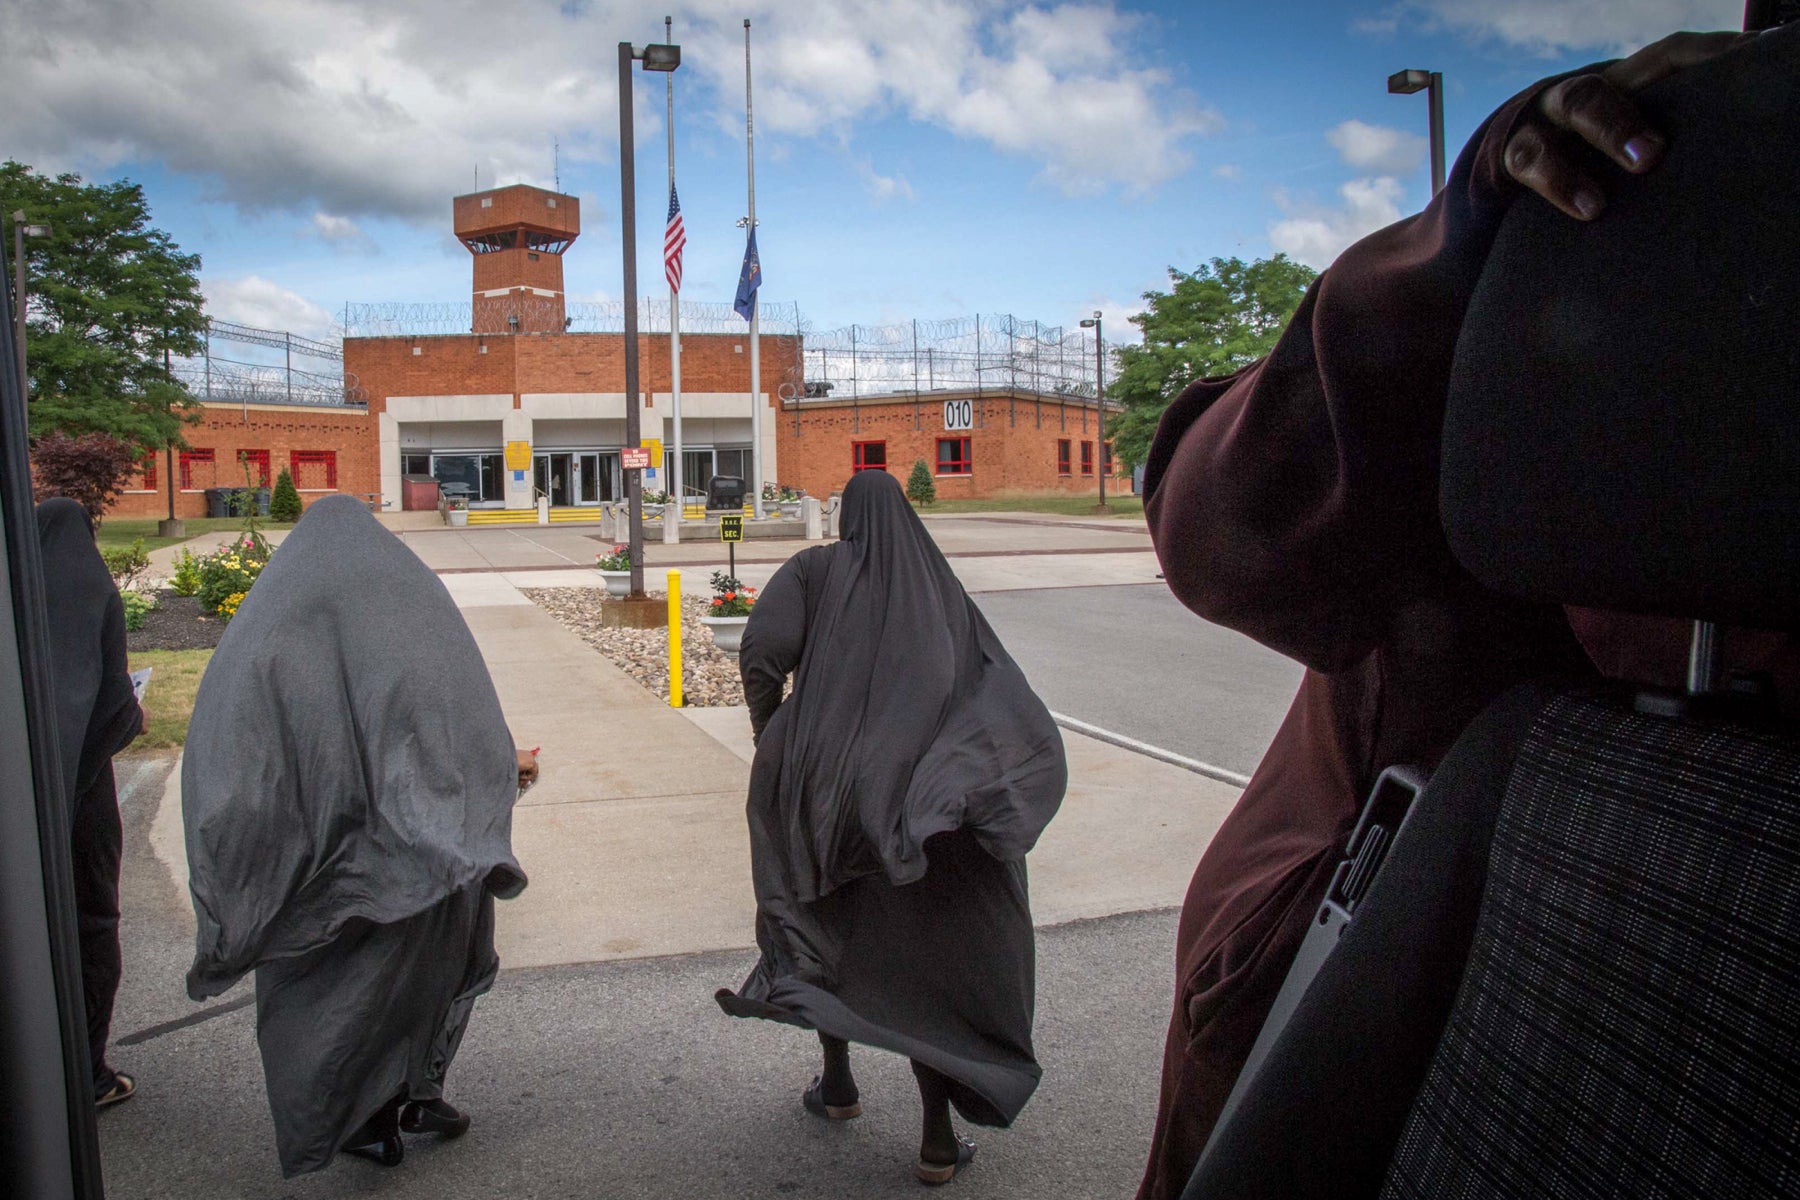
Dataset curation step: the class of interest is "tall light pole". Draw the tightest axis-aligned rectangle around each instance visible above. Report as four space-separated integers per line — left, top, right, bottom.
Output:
10 212 50 401
618 39 681 604
1387 69 1445 195
1079 311 1106 512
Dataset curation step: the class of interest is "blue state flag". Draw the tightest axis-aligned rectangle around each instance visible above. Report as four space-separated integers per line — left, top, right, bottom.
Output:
733 228 761 321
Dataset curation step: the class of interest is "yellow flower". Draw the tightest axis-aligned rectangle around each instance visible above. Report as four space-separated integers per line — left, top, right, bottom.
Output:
219 591 248 619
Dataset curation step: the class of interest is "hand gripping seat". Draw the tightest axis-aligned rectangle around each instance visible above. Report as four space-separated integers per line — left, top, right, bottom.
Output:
1185 27 1800 1200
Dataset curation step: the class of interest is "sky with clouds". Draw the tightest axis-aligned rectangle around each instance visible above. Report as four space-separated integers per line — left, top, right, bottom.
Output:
0 0 1746 344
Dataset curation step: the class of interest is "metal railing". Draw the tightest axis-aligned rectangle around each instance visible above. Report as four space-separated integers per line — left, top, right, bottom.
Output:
794 313 1116 402
340 298 804 338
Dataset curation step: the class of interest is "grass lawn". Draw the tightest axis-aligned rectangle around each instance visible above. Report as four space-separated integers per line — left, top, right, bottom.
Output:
127 648 213 751
917 494 1145 519
97 517 295 553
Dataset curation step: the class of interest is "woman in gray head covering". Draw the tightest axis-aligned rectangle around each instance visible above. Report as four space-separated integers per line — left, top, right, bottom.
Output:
182 495 533 1176
36 497 144 1108
717 469 1067 1185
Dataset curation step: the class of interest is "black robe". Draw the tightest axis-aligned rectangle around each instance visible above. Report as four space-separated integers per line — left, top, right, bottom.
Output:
37 498 142 1087
181 496 526 1176
716 470 1067 1127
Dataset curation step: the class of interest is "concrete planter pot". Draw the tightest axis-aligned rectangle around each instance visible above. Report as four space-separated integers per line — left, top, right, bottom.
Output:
445 508 469 527
776 501 803 518
701 614 750 656
596 568 632 598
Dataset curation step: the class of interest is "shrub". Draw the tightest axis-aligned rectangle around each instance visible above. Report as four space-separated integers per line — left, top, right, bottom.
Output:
268 467 302 522
195 536 272 619
101 538 151 591
120 588 158 632
168 548 202 596
906 459 936 505
30 431 145 525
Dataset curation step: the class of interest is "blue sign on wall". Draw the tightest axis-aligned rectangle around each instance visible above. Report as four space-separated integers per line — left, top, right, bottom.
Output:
513 470 525 481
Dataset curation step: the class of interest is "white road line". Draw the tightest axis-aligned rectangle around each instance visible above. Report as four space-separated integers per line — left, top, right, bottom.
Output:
1049 711 1252 789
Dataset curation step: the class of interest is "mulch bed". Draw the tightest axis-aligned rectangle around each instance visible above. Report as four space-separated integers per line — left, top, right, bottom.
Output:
127 590 227 653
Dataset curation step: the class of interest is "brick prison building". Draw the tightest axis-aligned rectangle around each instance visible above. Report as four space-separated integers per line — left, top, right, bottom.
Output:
108 183 1125 519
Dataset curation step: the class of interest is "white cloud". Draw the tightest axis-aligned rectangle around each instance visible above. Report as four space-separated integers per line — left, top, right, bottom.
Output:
0 0 1214 224
1268 176 1407 270
1384 0 1743 55
857 159 916 202
1213 163 1244 181
309 211 369 247
205 276 337 339
683 1 1220 195
1327 119 1427 176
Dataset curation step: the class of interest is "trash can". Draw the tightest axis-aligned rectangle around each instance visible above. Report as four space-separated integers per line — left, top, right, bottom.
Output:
402 474 441 511
706 475 746 513
204 487 230 518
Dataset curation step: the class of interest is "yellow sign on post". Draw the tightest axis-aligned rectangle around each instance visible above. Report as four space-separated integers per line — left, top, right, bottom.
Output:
719 514 744 542
504 440 531 471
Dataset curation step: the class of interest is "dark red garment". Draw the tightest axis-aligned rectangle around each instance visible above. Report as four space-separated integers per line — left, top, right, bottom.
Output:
1133 77 1599 1200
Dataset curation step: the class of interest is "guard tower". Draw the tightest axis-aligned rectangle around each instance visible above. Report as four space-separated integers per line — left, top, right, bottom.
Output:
454 184 581 334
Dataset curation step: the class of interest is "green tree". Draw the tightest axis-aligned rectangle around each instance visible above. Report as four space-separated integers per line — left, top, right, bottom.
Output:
1107 254 1317 470
269 467 302 522
2 161 205 451
906 459 936 505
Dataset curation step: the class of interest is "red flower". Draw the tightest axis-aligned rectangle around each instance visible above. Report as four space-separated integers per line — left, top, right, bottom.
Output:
725 591 737 601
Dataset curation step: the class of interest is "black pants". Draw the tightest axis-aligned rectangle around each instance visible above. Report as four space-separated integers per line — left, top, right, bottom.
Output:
71 763 124 1089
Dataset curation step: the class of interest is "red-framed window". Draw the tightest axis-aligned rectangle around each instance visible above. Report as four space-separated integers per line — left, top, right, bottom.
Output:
236 448 271 486
178 448 215 490
292 450 338 490
852 440 887 472
139 453 157 491
1102 441 1114 475
1080 441 1094 475
1056 439 1072 475
936 436 971 476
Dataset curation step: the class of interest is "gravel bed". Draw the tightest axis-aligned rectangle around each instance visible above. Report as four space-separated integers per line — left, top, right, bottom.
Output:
127 590 227 652
524 587 747 707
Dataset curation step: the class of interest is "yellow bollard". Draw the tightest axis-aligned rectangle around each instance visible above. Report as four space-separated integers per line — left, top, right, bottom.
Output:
667 568 683 708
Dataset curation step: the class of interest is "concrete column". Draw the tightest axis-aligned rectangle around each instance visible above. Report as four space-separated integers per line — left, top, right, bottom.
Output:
662 502 679 544
536 495 549 526
827 494 841 538
803 496 822 540
378 412 402 510
502 409 534 510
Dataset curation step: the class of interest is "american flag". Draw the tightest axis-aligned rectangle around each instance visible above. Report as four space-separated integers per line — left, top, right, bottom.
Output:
663 182 686 293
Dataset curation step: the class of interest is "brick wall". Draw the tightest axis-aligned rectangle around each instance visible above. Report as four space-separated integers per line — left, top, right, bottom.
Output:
107 402 378 519
347 331 803 414
774 391 1127 500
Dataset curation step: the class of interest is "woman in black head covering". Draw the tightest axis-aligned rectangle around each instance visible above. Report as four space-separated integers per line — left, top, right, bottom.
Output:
182 495 533 1176
36 497 145 1108
716 469 1067 1185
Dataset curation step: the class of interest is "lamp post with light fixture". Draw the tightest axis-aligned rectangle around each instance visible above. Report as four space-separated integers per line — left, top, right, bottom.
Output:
618 39 681 607
1387 68 1445 195
1079 311 1107 512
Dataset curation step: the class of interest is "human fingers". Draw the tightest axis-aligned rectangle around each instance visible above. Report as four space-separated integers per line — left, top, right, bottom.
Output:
1505 120 1607 220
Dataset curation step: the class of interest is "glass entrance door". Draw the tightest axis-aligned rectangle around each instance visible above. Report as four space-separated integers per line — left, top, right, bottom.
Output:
575 452 622 505
533 453 574 507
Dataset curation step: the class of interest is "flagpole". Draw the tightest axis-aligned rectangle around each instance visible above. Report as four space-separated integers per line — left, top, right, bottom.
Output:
666 13 684 523
744 17 764 519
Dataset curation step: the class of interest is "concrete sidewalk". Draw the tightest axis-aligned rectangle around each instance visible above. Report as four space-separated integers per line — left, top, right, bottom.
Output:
146 568 1237 971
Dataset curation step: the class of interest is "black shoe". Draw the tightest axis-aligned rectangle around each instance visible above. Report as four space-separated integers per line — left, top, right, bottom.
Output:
802 1075 862 1120
916 1135 976 1186
400 1098 471 1139
95 1069 136 1110
340 1129 403 1167
341 1099 405 1167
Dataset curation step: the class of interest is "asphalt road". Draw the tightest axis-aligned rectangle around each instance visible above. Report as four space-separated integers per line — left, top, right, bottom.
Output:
975 584 1303 780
